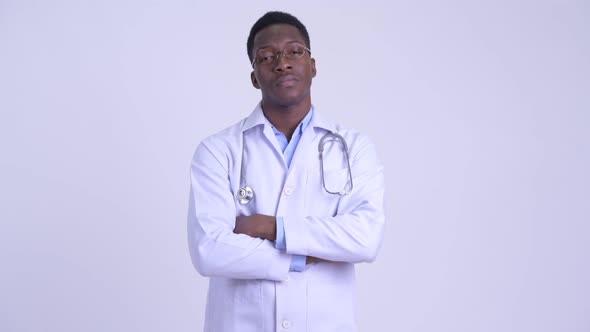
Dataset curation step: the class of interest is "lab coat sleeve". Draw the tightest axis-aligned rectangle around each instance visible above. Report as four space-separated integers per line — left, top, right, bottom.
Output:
282 134 386 263
187 140 292 280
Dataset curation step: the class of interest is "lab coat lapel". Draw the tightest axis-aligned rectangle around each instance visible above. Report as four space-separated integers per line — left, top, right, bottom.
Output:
286 110 335 177
242 103 288 170
262 124 288 170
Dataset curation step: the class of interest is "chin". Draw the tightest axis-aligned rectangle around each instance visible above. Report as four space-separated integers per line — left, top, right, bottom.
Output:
269 91 309 108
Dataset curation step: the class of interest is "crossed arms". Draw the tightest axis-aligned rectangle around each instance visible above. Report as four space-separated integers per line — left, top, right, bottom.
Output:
187 135 385 281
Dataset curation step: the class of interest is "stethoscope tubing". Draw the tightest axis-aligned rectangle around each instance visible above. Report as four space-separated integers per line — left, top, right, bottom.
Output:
237 131 353 204
318 132 354 196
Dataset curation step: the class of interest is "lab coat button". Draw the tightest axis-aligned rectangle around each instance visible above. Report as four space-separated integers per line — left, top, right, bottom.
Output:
282 320 291 329
283 187 294 196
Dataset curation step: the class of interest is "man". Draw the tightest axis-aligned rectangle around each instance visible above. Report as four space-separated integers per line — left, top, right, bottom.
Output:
187 11 385 332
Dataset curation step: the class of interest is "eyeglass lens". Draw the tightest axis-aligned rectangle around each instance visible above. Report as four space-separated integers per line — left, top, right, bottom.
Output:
255 44 307 65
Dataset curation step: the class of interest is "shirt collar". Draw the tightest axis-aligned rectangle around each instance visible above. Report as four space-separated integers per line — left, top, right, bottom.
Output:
242 102 337 133
267 106 313 136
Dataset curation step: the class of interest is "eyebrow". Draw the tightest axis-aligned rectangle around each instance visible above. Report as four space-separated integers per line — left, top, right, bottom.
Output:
254 40 304 52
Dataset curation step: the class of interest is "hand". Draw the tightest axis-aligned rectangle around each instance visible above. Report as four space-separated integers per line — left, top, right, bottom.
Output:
306 256 330 265
234 214 277 241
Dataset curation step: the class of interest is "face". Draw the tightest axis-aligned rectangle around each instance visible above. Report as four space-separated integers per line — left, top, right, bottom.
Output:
250 24 316 109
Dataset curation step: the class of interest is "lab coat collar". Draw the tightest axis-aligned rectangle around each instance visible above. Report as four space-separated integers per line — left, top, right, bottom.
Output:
241 102 336 133
310 109 336 133
241 103 266 132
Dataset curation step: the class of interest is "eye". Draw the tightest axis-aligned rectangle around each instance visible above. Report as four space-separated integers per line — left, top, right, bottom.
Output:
258 55 274 64
289 49 304 56
288 46 304 56
256 49 275 64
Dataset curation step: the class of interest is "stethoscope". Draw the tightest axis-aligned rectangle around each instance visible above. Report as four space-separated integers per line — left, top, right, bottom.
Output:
236 131 353 205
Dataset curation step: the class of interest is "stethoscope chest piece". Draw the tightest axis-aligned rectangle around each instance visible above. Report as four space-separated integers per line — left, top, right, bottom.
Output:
237 186 254 204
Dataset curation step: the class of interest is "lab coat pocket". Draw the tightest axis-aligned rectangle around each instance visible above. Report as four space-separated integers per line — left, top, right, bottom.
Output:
220 279 263 331
322 168 351 195
307 168 348 216
307 282 356 331
228 279 262 304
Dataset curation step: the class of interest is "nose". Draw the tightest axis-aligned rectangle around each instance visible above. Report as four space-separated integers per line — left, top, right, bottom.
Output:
273 54 292 72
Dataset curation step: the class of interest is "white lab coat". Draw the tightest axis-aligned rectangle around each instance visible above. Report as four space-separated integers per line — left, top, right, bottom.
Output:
187 104 385 332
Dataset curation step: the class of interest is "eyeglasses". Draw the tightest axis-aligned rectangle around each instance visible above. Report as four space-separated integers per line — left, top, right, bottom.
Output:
251 43 311 67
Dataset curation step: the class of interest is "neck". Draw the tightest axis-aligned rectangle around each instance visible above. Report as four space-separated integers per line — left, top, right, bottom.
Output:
261 98 311 141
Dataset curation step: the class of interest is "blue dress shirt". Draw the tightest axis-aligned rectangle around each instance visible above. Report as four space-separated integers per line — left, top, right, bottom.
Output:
268 109 313 272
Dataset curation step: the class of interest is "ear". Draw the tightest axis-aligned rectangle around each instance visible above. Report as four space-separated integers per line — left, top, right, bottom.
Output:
251 71 260 89
311 58 317 78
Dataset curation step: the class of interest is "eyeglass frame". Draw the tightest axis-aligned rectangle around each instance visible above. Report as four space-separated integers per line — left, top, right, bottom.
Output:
251 43 312 67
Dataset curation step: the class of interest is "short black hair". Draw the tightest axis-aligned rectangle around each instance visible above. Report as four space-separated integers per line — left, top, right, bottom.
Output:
246 11 311 63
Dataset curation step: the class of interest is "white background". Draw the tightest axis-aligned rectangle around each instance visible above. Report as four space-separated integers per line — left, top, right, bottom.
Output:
1 1 589 331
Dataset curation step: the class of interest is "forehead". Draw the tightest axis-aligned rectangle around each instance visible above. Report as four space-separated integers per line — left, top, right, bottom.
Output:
253 24 305 50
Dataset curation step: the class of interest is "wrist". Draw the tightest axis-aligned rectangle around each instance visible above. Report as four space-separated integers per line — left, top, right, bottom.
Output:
267 216 277 241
